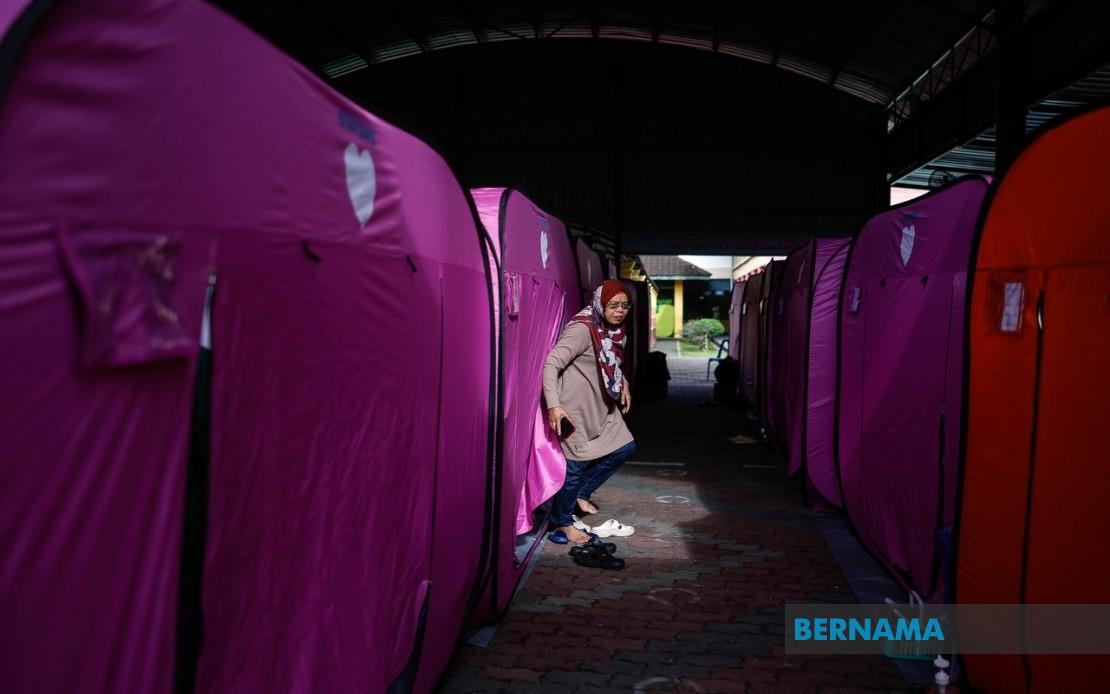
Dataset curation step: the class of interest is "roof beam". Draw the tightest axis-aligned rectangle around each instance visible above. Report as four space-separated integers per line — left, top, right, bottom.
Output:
529 0 543 39
828 0 886 86
390 10 428 53
453 0 486 43
712 0 722 53
769 4 789 68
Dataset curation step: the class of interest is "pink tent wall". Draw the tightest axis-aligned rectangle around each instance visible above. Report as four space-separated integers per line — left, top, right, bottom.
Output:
837 177 988 597
798 239 852 511
472 188 580 618
0 2 493 692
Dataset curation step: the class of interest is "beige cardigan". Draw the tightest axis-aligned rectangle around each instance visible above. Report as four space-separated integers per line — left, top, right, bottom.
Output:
542 322 634 461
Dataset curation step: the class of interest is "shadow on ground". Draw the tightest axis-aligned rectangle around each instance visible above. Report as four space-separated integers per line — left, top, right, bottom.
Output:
438 352 916 694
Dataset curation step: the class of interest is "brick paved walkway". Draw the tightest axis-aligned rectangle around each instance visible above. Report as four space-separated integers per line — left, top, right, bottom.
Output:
439 352 914 693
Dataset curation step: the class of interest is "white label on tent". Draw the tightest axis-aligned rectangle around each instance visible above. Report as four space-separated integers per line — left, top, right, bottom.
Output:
900 225 916 266
741 303 747 315
540 230 549 268
507 273 521 316
1001 282 1024 332
199 269 217 349
344 143 377 226
849 286 862 314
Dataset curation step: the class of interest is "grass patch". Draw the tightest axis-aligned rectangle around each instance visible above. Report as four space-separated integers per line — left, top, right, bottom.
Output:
677 341 720 358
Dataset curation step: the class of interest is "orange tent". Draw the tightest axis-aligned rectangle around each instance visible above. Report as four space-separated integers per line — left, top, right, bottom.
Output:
958 107 1110 692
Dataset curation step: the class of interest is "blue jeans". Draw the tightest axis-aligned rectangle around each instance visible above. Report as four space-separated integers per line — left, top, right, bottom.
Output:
550 441 636 528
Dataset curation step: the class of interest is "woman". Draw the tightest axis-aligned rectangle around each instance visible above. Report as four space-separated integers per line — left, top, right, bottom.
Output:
543 279 637 546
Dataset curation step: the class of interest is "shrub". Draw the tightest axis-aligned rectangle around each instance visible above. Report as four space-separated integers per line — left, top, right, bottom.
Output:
681 318 726 350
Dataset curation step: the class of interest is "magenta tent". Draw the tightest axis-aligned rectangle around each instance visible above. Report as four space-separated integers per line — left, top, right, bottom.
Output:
728 280 745 359
837 177 988 597
0 2 493 692
574 238 604 304
794 238 852 511
471 188 580 618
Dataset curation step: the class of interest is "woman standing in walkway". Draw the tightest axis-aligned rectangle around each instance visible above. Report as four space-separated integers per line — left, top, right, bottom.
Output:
543 279 637 546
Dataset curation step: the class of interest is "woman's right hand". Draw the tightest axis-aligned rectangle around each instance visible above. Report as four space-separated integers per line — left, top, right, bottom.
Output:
547 407 570 433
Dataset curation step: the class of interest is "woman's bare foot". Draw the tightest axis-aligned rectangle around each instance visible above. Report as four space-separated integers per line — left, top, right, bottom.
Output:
576 498 598 515
561 525 590 545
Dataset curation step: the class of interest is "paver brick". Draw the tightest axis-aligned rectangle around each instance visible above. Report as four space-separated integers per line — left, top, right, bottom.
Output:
438 355 916 694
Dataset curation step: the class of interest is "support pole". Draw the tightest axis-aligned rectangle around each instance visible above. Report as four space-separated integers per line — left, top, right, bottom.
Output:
995 0 1027 174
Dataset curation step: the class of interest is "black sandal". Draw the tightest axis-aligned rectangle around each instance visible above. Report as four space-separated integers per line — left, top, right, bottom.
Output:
569 538 617 556
569 544 625 571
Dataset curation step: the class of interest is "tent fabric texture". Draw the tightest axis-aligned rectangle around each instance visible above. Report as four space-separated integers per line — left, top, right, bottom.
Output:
728 280 744 360
574 238 604 305
471 187 579 618
757 260 784 424
957 107 1110 693
798 238 852 511
738 272 764 405
767 251 806 447
0 2 493 692
837 176 988 599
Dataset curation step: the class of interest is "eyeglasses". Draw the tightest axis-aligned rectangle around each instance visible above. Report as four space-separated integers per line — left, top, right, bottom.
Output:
604 301 631 310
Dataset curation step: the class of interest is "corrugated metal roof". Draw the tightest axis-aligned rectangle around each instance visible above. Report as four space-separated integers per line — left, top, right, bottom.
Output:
895 62 1110 188
284 1 1004 106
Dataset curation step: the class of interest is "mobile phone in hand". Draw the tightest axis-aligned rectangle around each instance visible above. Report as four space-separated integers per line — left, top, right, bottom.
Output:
559 417 575 439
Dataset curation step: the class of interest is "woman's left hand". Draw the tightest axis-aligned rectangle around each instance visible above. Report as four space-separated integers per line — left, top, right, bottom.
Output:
620 382 632 414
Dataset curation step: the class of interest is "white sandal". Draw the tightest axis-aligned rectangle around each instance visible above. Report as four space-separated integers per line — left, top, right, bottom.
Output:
593 519 634 537
571 515 591 532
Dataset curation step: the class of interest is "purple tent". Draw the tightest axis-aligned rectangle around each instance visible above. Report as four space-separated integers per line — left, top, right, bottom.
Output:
792 239 852 511
728 280 745 360
574 238 604 304
837 177 988 596
0 2 493 691
471 188 580 618
738 272 764 405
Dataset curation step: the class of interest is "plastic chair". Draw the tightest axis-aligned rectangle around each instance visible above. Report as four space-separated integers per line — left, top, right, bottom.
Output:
706 337 729 380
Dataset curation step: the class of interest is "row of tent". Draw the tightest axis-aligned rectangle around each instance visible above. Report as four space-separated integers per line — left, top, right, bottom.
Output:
0 2 657 692
729 111 1109 691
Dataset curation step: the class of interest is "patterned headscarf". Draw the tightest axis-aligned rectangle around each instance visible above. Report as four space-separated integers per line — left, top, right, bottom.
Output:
570 282 628 402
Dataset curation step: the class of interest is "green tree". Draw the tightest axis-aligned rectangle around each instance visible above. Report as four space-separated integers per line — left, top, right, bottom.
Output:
681 318 725 350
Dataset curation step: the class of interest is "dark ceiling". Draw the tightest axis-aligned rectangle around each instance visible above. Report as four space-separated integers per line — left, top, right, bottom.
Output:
222 1 998 105
214 1 1105 253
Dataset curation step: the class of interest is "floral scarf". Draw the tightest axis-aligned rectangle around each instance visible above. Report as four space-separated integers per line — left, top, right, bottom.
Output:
570 284 627 402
